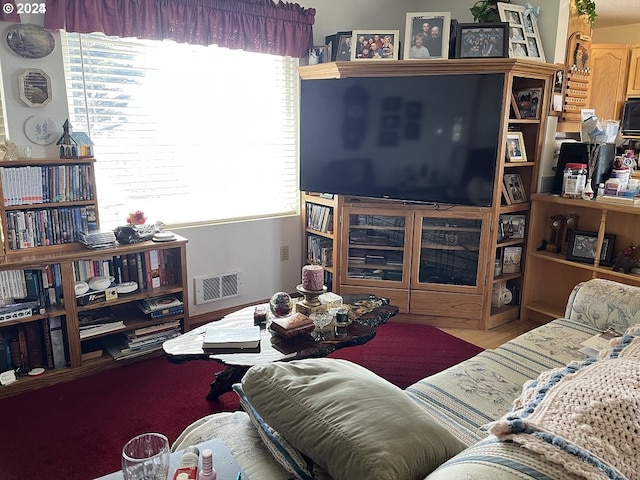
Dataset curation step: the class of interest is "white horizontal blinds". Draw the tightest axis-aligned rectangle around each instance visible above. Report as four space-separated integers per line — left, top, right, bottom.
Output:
0 88 6 142
61 32 299 228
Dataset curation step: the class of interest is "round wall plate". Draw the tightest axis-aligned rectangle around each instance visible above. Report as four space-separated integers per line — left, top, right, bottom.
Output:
5 23 55 59
24 115 59 145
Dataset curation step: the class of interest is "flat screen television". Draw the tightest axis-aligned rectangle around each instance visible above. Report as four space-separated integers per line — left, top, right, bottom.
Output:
300 73 506 207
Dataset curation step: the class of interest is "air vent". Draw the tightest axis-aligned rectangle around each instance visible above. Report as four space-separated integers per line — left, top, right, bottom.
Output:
194 271 242 304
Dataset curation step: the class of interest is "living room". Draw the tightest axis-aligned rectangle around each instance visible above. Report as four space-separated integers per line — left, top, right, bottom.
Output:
1 0 640 478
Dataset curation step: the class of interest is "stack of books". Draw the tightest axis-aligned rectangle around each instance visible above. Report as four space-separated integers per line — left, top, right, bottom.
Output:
202 325 261 353
139 295 184 319
78 308 124 339
104 320 182 360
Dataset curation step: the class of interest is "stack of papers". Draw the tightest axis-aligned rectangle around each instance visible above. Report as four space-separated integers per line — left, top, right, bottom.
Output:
202 325 261 353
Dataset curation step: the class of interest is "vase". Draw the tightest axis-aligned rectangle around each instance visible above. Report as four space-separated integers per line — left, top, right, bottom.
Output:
582 179 594 200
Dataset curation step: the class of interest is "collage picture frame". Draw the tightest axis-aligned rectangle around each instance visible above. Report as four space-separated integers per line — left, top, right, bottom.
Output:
454 22 509 59
404 12 451 60
497 3 545 62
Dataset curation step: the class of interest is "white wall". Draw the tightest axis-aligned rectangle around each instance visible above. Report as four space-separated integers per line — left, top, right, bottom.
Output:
0 1 568 319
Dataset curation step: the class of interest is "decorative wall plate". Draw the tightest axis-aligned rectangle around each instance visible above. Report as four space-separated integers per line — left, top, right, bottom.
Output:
24 115 60 145
5 23 55 59
18 69 52 107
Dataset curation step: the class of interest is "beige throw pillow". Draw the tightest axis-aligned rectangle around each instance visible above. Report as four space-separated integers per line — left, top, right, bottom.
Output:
241 358 465 480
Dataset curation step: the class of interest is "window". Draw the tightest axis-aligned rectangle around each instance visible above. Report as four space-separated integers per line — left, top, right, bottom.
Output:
61 32 300 229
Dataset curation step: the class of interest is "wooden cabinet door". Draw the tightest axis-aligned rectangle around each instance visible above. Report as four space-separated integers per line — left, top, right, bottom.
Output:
627 46 640 97
590 44 630 121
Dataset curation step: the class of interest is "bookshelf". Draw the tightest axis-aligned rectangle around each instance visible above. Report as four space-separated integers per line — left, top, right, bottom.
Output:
0 158 189 398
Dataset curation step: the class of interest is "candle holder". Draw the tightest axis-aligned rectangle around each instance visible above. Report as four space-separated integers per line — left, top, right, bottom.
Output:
295 284 327 316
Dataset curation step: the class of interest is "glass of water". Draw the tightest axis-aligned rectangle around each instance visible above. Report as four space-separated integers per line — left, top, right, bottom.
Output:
121 432 170 480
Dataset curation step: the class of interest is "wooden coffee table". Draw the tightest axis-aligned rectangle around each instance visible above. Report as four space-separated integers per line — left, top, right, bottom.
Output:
163 294 398 400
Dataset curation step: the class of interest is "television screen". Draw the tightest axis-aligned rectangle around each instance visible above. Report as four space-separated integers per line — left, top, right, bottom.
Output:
300 74 505 206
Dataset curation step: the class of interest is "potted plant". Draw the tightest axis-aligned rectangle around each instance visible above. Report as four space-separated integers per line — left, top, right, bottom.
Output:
574 0 597 27
470 0 509 23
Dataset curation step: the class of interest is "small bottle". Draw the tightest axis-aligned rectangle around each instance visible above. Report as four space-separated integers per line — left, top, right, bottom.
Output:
199 448 217 480
597 182 605 197
334 309 349 337
562 163 587 198
173 446 199 480
604 173 621 196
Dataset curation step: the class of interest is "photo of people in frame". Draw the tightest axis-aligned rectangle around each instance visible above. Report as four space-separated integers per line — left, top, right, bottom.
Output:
351 31 398 60
457 24 507 58
506 133 526 162
404 12 451 60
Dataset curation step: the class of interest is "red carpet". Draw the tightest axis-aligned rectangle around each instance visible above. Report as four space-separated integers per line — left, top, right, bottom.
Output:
0 321 482 479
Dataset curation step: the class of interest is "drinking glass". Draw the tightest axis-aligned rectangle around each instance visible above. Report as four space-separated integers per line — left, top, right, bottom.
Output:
121 432 170 480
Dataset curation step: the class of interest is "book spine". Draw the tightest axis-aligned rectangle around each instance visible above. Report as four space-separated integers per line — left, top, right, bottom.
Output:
24 320 45 369
41 317 55 369
0 331 9 372
49 316 67 369
135 252 145 289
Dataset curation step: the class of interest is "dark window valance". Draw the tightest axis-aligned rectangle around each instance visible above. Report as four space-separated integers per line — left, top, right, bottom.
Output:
44 0 315 58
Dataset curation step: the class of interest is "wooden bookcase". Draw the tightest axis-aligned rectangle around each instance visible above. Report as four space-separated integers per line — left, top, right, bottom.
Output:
299 59 557 329
522 193 640 324
0 158 189 398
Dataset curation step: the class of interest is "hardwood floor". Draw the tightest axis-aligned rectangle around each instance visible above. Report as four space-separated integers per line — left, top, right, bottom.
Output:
390 314 543 350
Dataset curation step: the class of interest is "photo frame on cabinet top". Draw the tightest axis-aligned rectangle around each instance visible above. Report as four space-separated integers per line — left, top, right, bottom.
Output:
404 12 451 60
454 22 509 59
497 3 545 62
351 30 399 60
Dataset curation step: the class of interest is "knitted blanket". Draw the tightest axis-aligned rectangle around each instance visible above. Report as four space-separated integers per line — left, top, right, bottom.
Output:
488 326 640 480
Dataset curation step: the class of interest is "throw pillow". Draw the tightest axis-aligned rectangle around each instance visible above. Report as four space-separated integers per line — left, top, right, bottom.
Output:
240 358 466 480
488 323 640 480
233 383 330 480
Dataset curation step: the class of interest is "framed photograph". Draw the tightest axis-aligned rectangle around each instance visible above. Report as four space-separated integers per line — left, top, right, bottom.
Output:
325 31 351 61
503 173 527 204
351 30 399 60
455 23 509 58
308 45 329 65
505 131 527 162
18 68 52 107
497 3 545 62
404 12 451 60
566 230 616 267
514 88 543 119
498 214 526 242
502 246 523 274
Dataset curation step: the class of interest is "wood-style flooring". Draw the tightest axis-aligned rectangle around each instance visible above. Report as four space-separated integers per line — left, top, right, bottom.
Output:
390 314 542 350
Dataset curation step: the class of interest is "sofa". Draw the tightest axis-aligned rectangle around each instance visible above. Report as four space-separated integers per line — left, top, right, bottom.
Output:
173 278 640 479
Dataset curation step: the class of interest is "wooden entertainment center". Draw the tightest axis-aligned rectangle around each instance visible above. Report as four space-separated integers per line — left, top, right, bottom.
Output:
0 157 189 398
299 59 557 330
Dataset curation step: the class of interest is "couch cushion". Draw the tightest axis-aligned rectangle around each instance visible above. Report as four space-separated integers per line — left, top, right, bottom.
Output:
488 324 640 480
240 358 465 480
405 317 601 446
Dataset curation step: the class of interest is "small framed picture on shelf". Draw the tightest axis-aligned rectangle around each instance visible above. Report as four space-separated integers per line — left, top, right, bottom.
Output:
514 88 543 119
503 173 527 204
308 45 329 65
566 230 616 267
404 12 451 60
498 214 526 242
351 30 399 60
501 246 523 274
497 2 545 62
505 131 527 162
454 22 509 59
325 31 351 61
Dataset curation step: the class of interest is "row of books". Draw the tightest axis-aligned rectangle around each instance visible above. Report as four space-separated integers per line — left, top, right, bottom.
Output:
0 266 63 308
73 249 180 289
0 164 95 206
306 203 333 233
4 206 97 250
307 235 333 267
0 316 69 374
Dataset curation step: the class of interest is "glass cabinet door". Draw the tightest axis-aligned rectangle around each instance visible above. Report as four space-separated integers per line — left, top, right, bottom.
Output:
342 209 411 289
413 213 486 291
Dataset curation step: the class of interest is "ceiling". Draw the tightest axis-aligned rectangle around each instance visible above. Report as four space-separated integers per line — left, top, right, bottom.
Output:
594 0 640 28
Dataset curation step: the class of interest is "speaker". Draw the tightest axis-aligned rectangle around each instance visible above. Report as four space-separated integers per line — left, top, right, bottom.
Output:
552 142 616 195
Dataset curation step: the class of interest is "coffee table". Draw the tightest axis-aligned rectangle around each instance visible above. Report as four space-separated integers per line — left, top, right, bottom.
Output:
163 294 398 400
